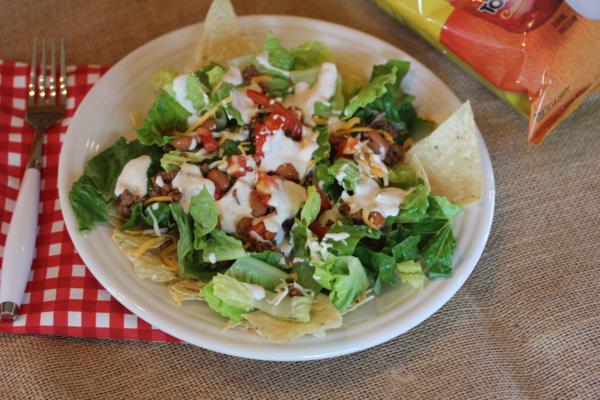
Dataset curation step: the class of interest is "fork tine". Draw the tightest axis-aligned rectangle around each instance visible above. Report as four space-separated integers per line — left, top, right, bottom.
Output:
48 38 56 104
28 39 37 105
38 39 47 104
60 38 67 106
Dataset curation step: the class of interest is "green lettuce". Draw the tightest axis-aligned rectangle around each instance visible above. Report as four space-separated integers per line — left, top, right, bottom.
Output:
263 31 334 71
196 230 246 263
323 223 381 257
189 188 218 241
327 158 360 192
150 67 178 92
68 137 162 232
122 202 173 230
135 93 191 146
210 274 313 322
388 164 420 189
170 203 207 279
201 281 247 322
193 62 226 90
226 256 288 291
312 256 369 311
396 260 426 288
300 186 321 226
343 69 397 118
160 149 215 171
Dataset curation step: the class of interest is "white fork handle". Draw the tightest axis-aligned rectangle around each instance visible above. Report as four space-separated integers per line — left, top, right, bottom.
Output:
0 168 41 318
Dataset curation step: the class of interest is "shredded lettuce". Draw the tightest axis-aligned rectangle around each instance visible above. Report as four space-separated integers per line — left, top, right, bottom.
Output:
312 256 369 311
300 186 322 226
201 281 247 322
194 62 226 90
328 158 360 192
160 149 214 172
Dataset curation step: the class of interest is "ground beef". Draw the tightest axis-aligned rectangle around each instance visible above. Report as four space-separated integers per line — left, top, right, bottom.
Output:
383 143 404 165
149 170 182 202
117 189 141 218
242 64 260 82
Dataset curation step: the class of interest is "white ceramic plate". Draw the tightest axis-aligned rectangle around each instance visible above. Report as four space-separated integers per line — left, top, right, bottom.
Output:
58 16 495 361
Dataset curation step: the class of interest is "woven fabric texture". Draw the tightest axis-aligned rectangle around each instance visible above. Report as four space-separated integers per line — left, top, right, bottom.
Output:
0 0 599 399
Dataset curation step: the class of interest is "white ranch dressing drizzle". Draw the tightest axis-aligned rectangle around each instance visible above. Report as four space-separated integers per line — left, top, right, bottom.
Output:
341 177 410 218
216 179 254 234
258 179 307 245
171 74 208 126
172 163 215 212
255 53 291 77
284 62 338 124
222 66 243 85
242 282 266 301
259 126 319 178
230 83 261 124
114 155 151 197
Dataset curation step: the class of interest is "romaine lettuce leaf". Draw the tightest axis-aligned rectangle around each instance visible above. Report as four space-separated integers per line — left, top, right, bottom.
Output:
170 203 208 279
354 246 396 294
196 230 246 263
226 256 288 291
323 222 381 257
160 149 215 172
327 158 360 192
263 31 334 71
300 186 321 226
312 256 369 311
201 281 248 322
388 163 420 189
68 137 161 232
189 188 218 242
211 274 312 322
193 62 226 90
122 202 173 230
135 93 191 146
342 70 397 118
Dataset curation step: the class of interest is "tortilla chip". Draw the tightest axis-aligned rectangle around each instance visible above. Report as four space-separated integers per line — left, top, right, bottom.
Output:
405 153 431 192
406 101 482 205
187 0 256 71
112 230 177 283
168 280 205 305
243 294 343 342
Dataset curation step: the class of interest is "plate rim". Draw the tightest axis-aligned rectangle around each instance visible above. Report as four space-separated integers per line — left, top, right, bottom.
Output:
58 15 495 361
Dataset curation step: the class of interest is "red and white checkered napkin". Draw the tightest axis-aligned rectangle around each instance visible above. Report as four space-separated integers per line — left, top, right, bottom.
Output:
0 60 178 342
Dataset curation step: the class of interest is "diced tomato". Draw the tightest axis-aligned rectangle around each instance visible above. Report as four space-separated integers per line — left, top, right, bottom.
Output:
254 127 270 157
227 156 248 178
265 114 284 131
246 89 271 107
250 221 276 241
335 137 358 159
247 89 302 138
196 127 219 152
272 103 302 138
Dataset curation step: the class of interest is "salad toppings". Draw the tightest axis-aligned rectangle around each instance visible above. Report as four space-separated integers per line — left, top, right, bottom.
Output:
69 0 483 342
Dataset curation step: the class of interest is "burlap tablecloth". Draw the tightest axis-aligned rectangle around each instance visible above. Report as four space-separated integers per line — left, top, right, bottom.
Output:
1 1 599 399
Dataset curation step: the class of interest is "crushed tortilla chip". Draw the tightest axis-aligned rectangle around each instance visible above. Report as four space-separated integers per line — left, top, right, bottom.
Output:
406 101 482 205
243 294 342 342
186 0 256 71
113 230 177 283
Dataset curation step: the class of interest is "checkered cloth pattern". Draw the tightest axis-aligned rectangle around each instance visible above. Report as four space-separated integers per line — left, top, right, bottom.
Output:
0 60 178 342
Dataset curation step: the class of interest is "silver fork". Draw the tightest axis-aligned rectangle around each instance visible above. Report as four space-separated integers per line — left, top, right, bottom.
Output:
0 39 67 322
